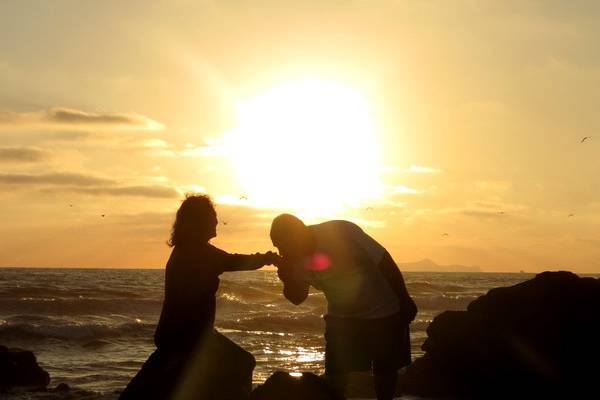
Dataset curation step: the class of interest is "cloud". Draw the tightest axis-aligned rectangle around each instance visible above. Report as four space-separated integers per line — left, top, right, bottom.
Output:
408 165 442 174
392 185 424 195
176 184 207 194
461 209 510 219
145 141 222 158
0 108 164 131
0 146 50 162
381 165 443 175
0 172 115 186
54 185 179 198
0 171 179 198
43 131 93 142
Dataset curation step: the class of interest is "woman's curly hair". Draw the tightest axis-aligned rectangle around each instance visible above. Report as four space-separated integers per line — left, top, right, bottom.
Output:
168 194 216 247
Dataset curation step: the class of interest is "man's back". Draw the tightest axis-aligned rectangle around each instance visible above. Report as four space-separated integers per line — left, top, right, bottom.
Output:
306 220 400 319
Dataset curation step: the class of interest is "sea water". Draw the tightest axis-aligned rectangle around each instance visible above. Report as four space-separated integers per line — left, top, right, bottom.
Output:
0 268 542 399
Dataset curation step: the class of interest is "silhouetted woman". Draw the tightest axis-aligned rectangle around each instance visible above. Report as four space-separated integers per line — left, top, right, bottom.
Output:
121 194 278 400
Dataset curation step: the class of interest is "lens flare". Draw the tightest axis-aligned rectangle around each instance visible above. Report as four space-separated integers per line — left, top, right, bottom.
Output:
304 252 331 271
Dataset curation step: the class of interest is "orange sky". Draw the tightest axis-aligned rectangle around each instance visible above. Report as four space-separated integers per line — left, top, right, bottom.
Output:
1 1 599 272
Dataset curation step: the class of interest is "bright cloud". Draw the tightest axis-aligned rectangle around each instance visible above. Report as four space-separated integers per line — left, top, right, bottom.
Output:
393 185 424 195
408 165 442 174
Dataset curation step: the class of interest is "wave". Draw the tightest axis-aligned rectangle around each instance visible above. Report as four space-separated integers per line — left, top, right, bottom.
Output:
0 298 162 316
218 283 285 303
1 387 116 400
0 321 155 342
0 286 159 301
218 313 325 333
413 294 479 310
407 281 474 293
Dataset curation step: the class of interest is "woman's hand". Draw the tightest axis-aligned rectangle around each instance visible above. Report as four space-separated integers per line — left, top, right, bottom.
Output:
262 251 283 266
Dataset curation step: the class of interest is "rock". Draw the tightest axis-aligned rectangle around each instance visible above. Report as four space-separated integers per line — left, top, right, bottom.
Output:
121 330 255 400
250 371 341 400
54 382 71 392
0 346 50 391
400 271 600 399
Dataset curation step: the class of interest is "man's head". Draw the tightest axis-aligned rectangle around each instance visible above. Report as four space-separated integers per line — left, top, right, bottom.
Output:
270 214 312 260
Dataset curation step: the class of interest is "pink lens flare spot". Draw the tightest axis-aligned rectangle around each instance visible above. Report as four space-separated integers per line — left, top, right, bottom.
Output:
305 252 331 271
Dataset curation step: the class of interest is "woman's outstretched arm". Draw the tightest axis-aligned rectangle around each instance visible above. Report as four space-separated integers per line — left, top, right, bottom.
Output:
219 249 281 272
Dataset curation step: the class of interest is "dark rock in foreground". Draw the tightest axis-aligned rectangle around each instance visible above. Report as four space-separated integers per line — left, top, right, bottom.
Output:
0 345 50 391
400 271 600 399
251 371 341 400
53 382 71 392
120 330 255 400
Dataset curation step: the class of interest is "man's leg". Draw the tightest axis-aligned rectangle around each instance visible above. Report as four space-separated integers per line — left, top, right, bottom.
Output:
325 373 347 400
374 369 398 400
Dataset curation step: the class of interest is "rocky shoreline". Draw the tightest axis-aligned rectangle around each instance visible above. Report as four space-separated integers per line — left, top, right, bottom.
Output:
0 345 50 391
400 271 600 399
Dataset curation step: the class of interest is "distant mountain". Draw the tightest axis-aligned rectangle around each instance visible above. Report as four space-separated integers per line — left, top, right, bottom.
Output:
397 258 482 272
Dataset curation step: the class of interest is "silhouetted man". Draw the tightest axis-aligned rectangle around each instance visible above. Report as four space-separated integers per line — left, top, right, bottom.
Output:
270 214 417 400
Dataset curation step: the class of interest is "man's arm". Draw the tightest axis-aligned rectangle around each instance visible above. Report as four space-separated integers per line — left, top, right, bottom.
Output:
378 251 417 323
277 261 310 305
283 279 310 305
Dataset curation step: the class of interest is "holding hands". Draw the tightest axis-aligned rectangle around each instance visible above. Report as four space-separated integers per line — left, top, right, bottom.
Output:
256 251 306 288
261 251 284 267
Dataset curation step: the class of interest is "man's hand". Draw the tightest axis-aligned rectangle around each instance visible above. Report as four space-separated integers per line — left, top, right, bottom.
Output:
275 257 297 282
274 258 310 305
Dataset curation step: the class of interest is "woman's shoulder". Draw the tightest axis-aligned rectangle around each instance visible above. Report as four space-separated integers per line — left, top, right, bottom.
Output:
168 243 208 264
167 243 229 269
205 244 232 263
163 245 222 287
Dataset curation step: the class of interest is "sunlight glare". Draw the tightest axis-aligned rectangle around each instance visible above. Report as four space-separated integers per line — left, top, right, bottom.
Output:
223 80 382 218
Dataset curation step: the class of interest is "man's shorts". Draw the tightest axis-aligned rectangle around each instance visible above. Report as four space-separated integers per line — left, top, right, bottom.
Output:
324 312 411 374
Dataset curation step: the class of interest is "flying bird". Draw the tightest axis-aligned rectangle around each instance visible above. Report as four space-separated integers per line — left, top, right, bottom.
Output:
581 136 592 143
568 213 575 218
239 196 248 200
101 214 105 218
497 211 505 215
442 233 449 237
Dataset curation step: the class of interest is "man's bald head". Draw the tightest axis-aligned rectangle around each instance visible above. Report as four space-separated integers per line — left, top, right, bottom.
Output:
270 214 311 259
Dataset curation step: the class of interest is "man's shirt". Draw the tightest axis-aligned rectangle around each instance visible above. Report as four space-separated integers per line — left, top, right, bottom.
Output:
301 220 400 319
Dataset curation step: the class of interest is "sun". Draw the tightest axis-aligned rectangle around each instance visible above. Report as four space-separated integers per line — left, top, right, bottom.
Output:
223 79 382 218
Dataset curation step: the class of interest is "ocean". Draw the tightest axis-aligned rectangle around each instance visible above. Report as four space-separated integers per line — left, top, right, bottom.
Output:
0 268 542 399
